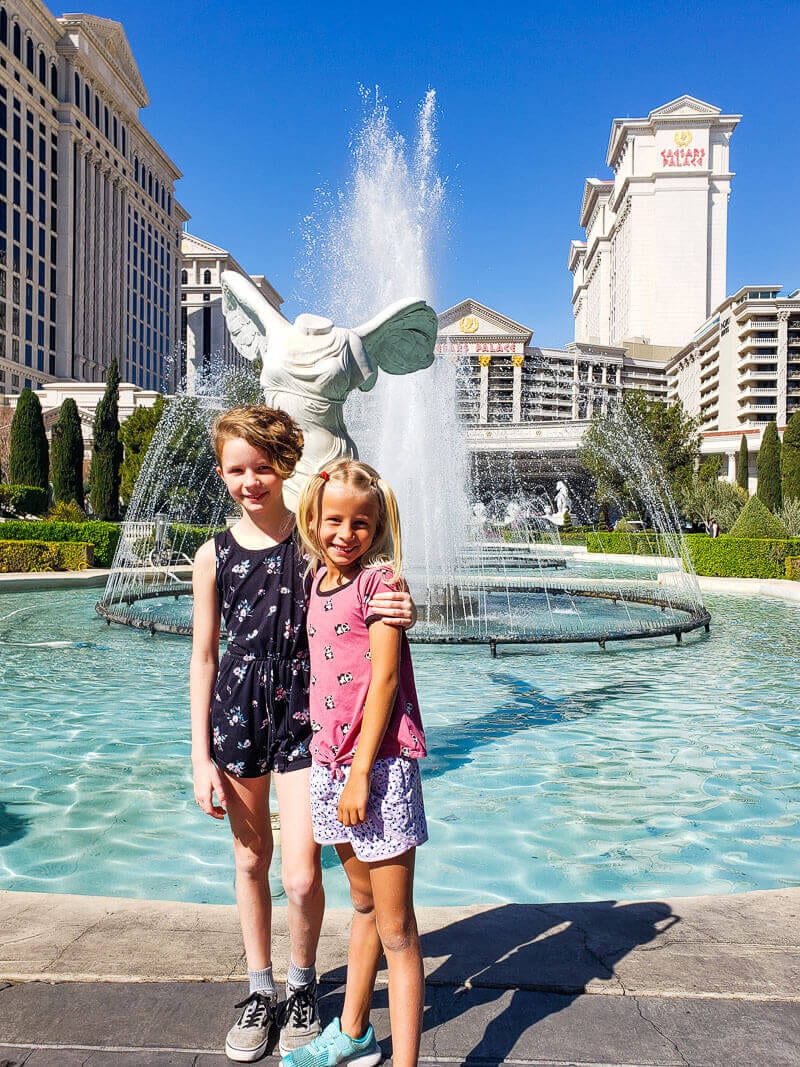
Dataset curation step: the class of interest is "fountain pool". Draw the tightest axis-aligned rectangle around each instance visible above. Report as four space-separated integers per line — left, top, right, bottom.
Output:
2 579 798 907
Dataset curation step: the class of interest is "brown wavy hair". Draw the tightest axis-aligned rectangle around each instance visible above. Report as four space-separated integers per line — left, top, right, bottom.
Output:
211 406 304 479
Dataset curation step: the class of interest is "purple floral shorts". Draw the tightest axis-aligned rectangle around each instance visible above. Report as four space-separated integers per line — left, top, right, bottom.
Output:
310 757 427 862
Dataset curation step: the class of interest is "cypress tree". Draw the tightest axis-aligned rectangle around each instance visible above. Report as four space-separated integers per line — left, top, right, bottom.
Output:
781 410 800 503
756 420 782 512
736 434 749 492
8 387 49 488
89 358 123 520
51 398 85 508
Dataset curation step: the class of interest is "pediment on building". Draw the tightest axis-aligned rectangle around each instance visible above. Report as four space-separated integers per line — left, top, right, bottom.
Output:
438 300 532 343
59 15 149 108
649 96 721 119
181 232 230 258
579 178 613 227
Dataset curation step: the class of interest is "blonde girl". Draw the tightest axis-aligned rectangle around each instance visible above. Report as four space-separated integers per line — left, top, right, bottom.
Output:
283 459 427 1067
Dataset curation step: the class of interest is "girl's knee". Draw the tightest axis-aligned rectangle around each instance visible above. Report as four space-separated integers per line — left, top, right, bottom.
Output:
233 841 273 879
282 862 323 906
350 887 375 916
376 911 418 954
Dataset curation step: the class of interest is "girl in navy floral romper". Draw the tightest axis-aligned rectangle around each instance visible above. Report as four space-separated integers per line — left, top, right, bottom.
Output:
190 406 414 1064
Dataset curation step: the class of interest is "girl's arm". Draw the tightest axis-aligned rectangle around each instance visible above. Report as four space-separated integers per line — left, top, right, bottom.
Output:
189 540 227 820
337 620 401 826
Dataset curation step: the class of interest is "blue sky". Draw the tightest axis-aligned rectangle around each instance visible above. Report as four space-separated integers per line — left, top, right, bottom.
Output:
99 0 797 347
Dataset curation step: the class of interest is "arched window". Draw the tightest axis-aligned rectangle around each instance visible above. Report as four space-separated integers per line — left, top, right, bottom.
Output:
94 96 99 127
134 156 139 182
50 63 58 98
25 36 33 72
180 269 187 285
112 115 117 147
203 269 211 285
37 50 45 84
12 22 21 59
121 127 127 156
147 172 152 197
154 178 159 203
103 105 108 138
0 9 8 48
84 84 90 116
74 71 79 105
166 193 171 215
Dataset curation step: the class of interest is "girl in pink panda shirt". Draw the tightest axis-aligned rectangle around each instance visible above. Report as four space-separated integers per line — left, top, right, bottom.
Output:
285 459 427 1067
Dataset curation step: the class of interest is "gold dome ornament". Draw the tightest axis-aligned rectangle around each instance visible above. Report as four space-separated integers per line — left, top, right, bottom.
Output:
674 130 693 147
459 316 479 334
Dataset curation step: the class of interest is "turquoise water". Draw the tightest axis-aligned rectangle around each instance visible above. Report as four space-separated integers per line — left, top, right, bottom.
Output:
0 584 798 905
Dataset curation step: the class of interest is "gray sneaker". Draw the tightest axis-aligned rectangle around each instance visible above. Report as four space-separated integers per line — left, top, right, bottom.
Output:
279 979 322 1055
225 990 277 1062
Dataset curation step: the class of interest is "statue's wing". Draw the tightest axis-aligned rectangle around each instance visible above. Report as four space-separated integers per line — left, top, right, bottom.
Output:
220 270 290 363
353 299 438 375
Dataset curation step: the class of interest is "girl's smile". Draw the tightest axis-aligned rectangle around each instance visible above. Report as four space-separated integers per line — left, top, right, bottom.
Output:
318 483 379 581
217 438 285 515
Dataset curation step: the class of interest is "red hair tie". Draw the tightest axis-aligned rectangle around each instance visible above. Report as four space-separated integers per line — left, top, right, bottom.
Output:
319 470 329 481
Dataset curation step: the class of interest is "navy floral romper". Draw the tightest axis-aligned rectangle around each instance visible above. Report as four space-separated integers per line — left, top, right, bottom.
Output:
211 529 312 777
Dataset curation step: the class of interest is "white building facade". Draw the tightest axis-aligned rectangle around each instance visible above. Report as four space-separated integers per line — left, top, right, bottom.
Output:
570 96 740 352
667 286 800 487
0 1 188 397
180 233 282 392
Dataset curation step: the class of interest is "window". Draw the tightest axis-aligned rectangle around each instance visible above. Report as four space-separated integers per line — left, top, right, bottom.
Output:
25 36 33 73
180 268 187 285
12 22 20 60
203 269 211 285
50 64 57 98
0 10 7 47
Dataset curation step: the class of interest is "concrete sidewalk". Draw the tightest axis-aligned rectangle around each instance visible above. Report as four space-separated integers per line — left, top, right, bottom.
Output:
1 887 798 1065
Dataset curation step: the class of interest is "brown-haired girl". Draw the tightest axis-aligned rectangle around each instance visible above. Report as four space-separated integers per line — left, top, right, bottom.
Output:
190 408 414 1063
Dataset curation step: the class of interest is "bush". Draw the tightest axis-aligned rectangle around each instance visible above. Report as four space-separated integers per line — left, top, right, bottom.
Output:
0 539 93 572
781 411 800 503
686 535 800 579
0 520 120 566
89 358 122 521
47 500 88 523
584 531 671 555
8 388 49 489
51 398 85 508
785 557 800 581
736 434 750 491
756 420 782 512
778 497 800 537
169 523 221 558
0 484 49 515
729 495 789 539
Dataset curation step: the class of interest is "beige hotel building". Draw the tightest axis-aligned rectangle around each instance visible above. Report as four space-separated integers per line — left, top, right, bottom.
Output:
0 0 188 398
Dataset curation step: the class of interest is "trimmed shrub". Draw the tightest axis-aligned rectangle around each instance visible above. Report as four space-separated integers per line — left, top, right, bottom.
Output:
781 410 800 503
786 557 800 581
89 358 122 520
0 520 120 566
47 500 88 523
51 398 85 507
0 539 93 572
169 523 222 559
756 420 782 511
736 434 750 491
0 484 49 515
729 495 789 539
8 388 49 489
686 535 800 579
584 531 671 556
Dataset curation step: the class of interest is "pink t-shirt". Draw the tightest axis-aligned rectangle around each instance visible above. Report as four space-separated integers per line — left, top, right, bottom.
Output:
307 566 426 771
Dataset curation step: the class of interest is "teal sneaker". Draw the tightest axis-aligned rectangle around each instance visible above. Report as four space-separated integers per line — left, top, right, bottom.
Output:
280 1016 382 1067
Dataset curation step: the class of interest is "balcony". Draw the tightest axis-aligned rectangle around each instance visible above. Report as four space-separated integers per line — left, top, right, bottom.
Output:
740 336 779 354
739 351 779 369
738 387 778 397
739 319 777 336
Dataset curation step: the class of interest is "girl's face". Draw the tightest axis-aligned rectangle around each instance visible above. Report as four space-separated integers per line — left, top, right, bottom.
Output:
317 482 380 579
217 437 285 517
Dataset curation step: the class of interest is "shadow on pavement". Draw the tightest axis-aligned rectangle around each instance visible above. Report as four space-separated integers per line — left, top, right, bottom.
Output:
418 899 679 1063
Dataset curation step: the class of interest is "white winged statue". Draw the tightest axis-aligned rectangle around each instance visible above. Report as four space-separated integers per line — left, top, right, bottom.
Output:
220 271 439 507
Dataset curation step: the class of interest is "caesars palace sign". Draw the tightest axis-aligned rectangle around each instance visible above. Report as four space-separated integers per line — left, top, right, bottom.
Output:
436 315 525 356
660 129 706 168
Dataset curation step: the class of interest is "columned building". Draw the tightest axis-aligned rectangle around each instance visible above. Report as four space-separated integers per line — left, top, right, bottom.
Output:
180 233 282 392
0 1 188 397
570 95 741 353
667 285 800 489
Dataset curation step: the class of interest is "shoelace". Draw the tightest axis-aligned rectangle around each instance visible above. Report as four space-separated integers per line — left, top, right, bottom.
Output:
282 983 317 1028
234 991 273 1029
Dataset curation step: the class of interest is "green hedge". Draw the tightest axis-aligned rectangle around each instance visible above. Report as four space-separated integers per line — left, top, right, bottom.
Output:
584 531 673 555
169 523 223 558
0 539 93 572
0 484 49 515
686 535 800 579
786 557 800 581
0 520 120 566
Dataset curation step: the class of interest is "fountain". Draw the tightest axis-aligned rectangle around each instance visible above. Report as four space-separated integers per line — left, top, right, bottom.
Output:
97 90 710 650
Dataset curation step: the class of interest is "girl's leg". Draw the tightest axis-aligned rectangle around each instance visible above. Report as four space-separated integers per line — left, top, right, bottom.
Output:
336 843 382 1040
274 767 325 969
223 772 274 970
369 850 424 1067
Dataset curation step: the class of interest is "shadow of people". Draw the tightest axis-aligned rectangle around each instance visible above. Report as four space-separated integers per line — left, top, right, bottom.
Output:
0 801 30 847
419 898 678 1063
